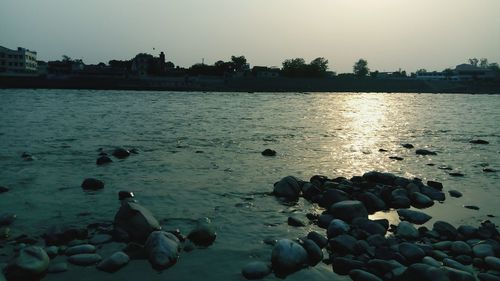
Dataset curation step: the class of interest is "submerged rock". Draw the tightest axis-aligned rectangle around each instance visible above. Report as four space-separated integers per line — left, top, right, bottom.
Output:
416 149 437 156
0 213 16 226
4 246 49 281
0 186 9 193
271 239 308 275
96 156 112 165
287 216 306 227
402 143 415 149
187 218 216 247
97 251 130 272
273 176 301 200
112 148 130 159
65 244 95 256
470 139 489 144
449 190 463 198
261 149 276 156
145 231 180 270
81 178 104 190
114 199 161 243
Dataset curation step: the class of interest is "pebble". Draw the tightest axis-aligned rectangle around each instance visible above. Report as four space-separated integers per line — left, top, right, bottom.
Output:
411 192 434 208
287 216 305 227
329 234 357 255
65 244 96 256
271 239 308 274
449 172 465 177
443 258 473 274
327 219 350 238
97 251 130 272
396 221 419 239
47 262 68 273
68 253 102 266
470 139 489 144
349 269 383 281
241 261 271 280
450 241 472 255
422 256 441 267
464 205 480 210
397 209 432 225
442 266 475 281
89 234 113 245
402 263 449 281
485 257 500 271
449 190 463 198
402 143 414 149
433 221 458 240
473 243 494 258
80 178 104 190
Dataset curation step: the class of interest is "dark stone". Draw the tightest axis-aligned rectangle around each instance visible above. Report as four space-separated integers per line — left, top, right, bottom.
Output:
483 168 496 173
273 176 301 200
319 189 349 208
357 192 386 213
187 218 216 247
416 149 437 156
443 267 475 281
366 234 387 247
241 261 271 280
261 149 276 156
410 192 434 208
449 190 463 198
4 246 50 281
362 171 396 185
402 263 450 281
114 201 161 243
43 225 88 245
145 231 180 270
464 205 479 210
399 242 425 263
112 148 130 159
449 172 465 177
0 213 16 226
454 255 472 265
349 269 383 281
271 239 308 275
433 221 458 240
329 234 357 255
420 186 446 201
302 239 323 266
329 200 368 223
397 209 432 225
378 148 388 152
391 196 411 209
317 213 335 228
287 216 305 227
307 231 328 248
327 219 350 238
332 257 365 275
81 178 104 190
478 273 500 281
353 218 387 236
457 225 477 239
118 191 135 201
470 139 489 144
427 181 443 190
0 186 9 193
96 156 112 165
402 143 414 149
389 156 404 161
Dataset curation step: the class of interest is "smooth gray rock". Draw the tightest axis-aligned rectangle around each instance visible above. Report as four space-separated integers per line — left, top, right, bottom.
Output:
450 241 472 255
396 221 419 239
319 189 349 208
47 262 67 273
114 200 161 243
485 257 500 271
411 192 434 208
329 200 368 223
187 217 216 246
422 256 441 267
241 261 271 280
333 257 365 275
4 246 49 280
473 243 494 258
402 263 450 281
302 239 323 266
367 259 405 275
399 242 425 262
307 231 328 248
89 234 113 245
97 251 130 272
349 269 383 281
327 219 350 238
145 231 180 270
68 254 102 266
397 209 432 225
442 266 475 281
271 239 308 274
329 234 357 255
273 176 301 199
433 241 452 250
318 213 335 228
449 190 463 198
420 186 446 201
433 221 458 240
443 258 473 274
65 244 96 256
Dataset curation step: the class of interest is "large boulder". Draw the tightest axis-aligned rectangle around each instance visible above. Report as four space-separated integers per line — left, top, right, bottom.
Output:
145 231 180 270
318 189 349 208
4 246 50 281
329 201 368 223
273 176 301 200
113 200 161 243
271 239 308 275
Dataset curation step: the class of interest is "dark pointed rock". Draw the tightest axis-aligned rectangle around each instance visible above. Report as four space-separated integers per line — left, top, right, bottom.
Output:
114 200 161 243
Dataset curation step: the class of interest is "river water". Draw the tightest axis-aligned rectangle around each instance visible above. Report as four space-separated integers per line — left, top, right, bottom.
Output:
0 89 499 280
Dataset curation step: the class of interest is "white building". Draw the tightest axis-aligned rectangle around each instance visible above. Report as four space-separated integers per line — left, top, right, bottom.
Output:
0 46 38 74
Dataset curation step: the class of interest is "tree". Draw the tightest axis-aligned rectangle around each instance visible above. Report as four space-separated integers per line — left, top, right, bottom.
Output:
309 57 329 73
62 55 72 62
353 59 369 77
370 70 379 78
416 69 427 75
282 58 306 77
488 62 500 74
468 58 479 67
480 58 489 68
231 55 248 71
443 68 454 79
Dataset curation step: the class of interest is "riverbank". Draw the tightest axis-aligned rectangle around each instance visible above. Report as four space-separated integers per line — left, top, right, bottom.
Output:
1 76 499 94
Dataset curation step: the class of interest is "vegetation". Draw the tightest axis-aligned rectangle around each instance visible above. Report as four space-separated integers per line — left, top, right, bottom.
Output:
281 57 329 77
353 59 369 77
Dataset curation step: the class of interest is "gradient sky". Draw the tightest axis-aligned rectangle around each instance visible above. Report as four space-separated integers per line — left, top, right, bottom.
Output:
1 0 499 73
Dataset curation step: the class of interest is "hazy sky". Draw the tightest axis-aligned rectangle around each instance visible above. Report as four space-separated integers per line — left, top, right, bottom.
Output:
1 0 499 73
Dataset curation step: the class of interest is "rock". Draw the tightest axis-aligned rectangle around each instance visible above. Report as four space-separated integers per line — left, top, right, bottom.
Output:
307 231 328 248
397 221 419 239
332 257 365 275
470 139 489 144
433 221 458 240
118 190 134 200
187 218 216 247
449 172 465 177
114 200 161 243
402 143 414 149
367 259 405 276
455 255 472 265
65 244 96 256
389 156 404 161
357 192 386 213
402 263 450 281
89 234 113 245
318 189 349 208
442 266 475 281
427 181 443 190
379 148 388 152
261 149 276 156
422 256 441 267
362 171 396 185
353 218 387 236
4 246 49 281
420 186 446 201
399 242 425 262
273 176 301 200
457 225 477 239
329 234 357 255
45 246 59 258
349 269 383 281
302 239 323 266
464 205 479 210
43 224 88 245
145 231 180 270
391 196 411 209
96 156 112 165
271 239 308 274
397 209 432 225
327 219 350 238
68 254 102 266
287 216 305 227
47 262 68 273
448 190 463 198
416 149 437 156
112 148 130 159
241 261 271 280
0 227 9 239
0 213 16 226
410 192 434 208
97 251 130 272
81 178 104 190
485 256 500 271
450 241 472 256
317 213 335 228
329 200 368 223
443 258 472 273
473 243 494 258
0 186 9 193
478 273 500 281
366 234 387 247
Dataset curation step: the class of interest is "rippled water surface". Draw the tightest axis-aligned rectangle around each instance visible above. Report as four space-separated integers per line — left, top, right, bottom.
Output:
0 89 499 280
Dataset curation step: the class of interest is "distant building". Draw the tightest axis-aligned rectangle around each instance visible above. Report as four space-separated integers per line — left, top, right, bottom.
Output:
0 45 38 74
252 66 280 78
131 51 167 77
37 61 48 76
415 71 449 80
416 64 496 81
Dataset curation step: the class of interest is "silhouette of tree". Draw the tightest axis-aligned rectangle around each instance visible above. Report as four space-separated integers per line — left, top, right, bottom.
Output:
353 59 369 77
468 58 479 67
231 56 248 71
62 55 72 62
281 57 329 77
416 69 427 75
370 70 379 78
443 68 454 79
310 57 329 73
480 58 489 68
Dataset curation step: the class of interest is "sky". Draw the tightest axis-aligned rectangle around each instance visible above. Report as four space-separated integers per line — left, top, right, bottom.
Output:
1 0 500 73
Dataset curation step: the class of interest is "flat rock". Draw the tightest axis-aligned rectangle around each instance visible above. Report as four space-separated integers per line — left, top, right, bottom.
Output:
68 253 102 266
65 244 96 256
241 261 271 280
89 234 113 245
271 239 308 274
97 251 130 272
329 200 368 223
416 149 437 156
397 209 432 225
145 231 180 270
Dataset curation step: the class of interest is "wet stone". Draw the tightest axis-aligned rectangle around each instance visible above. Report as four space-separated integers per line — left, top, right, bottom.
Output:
47 262 67 273
81 178 104 190
145 231 180 270
271 239 308 275
65 244 96 256
241 261 271 280
4 246 50 281
332 257 365 275
68 253 102 266
448 190 463 198
307 231 328 249
427 181 443 190
261 149 276 156
442 266 475 281
0 213 16 226
411 192 434 208
112 148 130 159
89 234 113 245
273 176 301 200
97 251 130 273
287 216 305 227
96 156 112 165
416 149 437 156
349 269 383 281
422 256 441 267
402 143 414 149
473 243 494 258
329 200 368 223
485 256 500 271
187 218 216 247
329 234 357 255
478 273 500 281
302 239 323 266
397 209 432 225
433 221 458 240
399 242 425 262
470 139 489 144
397 221 419 239
450 241 472 255
464 205 479 210
45 246 59 258
327 219 350 238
